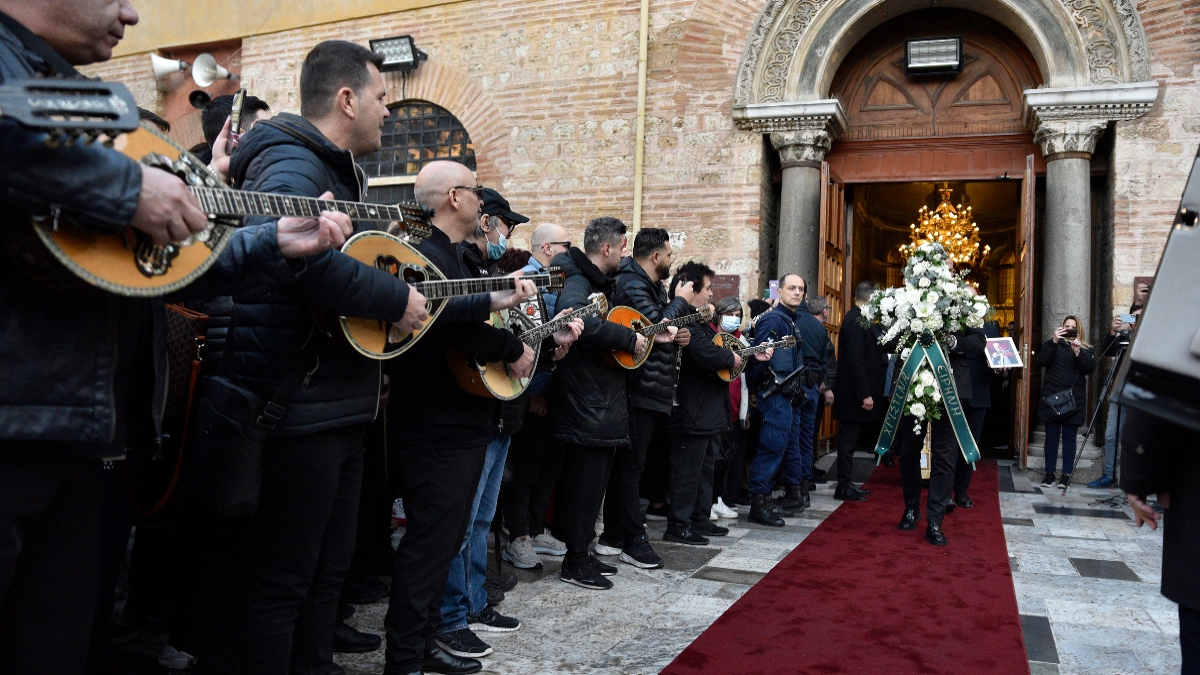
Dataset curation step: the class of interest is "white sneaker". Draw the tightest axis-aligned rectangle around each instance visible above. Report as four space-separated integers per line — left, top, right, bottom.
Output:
591 539 623 556
531 532 567 556
158 644 197 670
390 498 406 526
712 497 739 519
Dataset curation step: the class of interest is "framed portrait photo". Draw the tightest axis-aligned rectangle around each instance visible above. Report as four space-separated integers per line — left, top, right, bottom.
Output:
984 337 1023 369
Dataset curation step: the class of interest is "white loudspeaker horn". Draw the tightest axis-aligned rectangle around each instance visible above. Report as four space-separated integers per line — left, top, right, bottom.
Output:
192 53 237 87
150 53 188 80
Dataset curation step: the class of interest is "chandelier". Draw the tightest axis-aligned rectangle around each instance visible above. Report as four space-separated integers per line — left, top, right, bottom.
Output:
900 187 990 272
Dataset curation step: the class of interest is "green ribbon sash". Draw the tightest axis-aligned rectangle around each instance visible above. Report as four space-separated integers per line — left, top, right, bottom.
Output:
873 336 980 467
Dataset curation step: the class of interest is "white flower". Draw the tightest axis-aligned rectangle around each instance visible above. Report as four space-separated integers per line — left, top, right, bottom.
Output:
942 282 958 294
918 277 931 288
920 370 935 387
974 302 988 316
913 261 929 275
914 302 934 318
910 402 927 417
880 296 896 312
926 291 939 303
931 390 942 402
905 288 922 304
910 319 925 332
901 347 912 360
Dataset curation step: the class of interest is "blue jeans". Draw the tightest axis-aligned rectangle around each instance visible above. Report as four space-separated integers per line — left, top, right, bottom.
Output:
1103 402 1124 477
748 385 818 494
438 434 510 633
1044 423 1078 475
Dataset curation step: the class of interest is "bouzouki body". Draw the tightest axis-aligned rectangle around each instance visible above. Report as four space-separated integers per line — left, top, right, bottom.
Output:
714 332 748 383
606 306 654 370
447 307 540 401
332 230 447 359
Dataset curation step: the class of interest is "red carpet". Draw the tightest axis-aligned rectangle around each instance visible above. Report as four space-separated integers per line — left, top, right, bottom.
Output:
662 460 1028 675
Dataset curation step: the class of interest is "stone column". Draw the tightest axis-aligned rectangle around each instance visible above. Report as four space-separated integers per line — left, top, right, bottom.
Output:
771 128 831 286
1034 119 1107 343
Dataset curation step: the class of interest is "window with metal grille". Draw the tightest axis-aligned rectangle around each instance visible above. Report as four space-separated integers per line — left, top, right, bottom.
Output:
359 100 476 204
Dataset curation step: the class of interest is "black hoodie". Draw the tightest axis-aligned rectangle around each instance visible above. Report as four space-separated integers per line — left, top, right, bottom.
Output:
219 113 412 437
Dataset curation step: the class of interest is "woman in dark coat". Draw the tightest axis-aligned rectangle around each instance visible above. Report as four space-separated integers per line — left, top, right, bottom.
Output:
1037 315 1096 489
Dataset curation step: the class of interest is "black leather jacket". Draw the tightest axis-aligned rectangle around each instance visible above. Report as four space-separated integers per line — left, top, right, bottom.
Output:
612 256 690 415
0 19 295 451
668 319 737 435
548 248 639 447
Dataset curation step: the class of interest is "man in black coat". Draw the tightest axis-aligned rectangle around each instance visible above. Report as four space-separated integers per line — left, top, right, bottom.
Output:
1120 408 1200 674
897 328 986 546
949 317 1000 509
383 162 536 675
218 41 437 674
0 6 356 672
832 281 889 501
548 217 656 591
664 262 762 545
594 228 693 569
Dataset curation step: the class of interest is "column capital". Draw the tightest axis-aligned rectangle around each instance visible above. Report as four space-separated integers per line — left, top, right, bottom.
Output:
770 129 834 164
735 99 846 164
1023 82 1158 158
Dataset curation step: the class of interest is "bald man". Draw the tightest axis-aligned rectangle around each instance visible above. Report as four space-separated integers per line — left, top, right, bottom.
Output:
527 223 570 315
383 160 536 675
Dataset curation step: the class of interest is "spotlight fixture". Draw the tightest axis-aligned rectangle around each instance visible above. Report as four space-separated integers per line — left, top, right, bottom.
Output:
905 37 962 76
369 36 428 73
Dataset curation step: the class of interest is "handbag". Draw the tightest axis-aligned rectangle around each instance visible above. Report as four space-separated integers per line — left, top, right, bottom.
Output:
188 335 318 520
1042 388 1077 419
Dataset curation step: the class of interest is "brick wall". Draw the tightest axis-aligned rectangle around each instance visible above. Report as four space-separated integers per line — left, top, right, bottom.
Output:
83 0 1200 305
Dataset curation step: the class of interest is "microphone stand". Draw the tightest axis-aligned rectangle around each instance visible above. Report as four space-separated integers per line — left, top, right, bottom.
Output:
1081 336 1129 482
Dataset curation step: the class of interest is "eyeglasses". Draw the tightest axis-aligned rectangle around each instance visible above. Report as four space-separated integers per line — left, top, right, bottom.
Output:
451 185 486 198
544 241 571 249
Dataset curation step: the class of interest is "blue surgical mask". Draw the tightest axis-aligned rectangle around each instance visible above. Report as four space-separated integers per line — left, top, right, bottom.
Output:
486 230 508 261
720 316 740 332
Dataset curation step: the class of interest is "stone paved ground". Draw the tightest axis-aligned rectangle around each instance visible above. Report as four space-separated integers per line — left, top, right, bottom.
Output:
332 456 1176 675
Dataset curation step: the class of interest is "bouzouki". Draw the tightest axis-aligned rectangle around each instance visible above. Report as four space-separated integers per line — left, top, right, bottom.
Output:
712 333 797 382
332 230 566 359
0 79 434 297
606 305 714 369
449 293 609 400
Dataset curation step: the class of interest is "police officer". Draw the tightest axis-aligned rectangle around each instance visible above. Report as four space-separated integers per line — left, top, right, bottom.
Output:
745 274 830 526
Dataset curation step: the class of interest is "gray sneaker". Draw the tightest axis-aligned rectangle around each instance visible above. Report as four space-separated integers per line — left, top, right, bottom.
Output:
531 532 567 556
502 536 543 570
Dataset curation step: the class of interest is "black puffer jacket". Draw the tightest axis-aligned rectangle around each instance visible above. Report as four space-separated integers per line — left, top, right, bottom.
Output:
185 296 233 375
1037 339 1096 426
548 248 639 447
668 319 737 435
612 256 690 414
223 114 413 437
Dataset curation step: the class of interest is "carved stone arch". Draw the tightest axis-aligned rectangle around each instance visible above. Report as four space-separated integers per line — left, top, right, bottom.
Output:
381 60 508 186
733 0 1152 110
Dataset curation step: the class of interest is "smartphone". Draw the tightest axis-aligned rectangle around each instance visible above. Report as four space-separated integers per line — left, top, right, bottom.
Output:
225 88 246 154
1119 313 1138 324
1062 328 1078 339
768 279 779 301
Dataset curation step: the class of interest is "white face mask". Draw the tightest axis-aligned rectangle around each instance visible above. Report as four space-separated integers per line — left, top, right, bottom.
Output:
720 315 740 332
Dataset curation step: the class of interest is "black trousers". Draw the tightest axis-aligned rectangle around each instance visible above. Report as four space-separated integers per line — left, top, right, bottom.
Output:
1183 604 1200 675
602 408 661 544
667 433 718 531
350 415 395 577
952 404 988 497
238 424 367 675
384 442 486 675
640 416 671 505
503 412 564 539
552 443 614 565
0 453 104 675
835 421 863 489
898 415 957 526
713 425 747 502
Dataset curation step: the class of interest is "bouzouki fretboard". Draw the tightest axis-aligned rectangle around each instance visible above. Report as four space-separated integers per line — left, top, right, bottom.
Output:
190 186 434 239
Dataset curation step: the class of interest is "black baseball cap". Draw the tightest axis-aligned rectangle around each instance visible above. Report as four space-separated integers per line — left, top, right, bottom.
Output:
480 188 530 225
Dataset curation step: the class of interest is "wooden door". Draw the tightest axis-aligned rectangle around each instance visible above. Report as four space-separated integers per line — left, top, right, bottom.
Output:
816 162 846 450
1012 155 1036 468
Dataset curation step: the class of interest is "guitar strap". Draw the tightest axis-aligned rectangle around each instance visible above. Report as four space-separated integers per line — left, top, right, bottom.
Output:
0 11 82 78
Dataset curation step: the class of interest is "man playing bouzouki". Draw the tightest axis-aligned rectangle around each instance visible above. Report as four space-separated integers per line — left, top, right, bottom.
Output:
0 2 363 672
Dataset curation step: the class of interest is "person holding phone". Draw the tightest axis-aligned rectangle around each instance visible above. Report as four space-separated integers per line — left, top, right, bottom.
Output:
1037 316 1096 489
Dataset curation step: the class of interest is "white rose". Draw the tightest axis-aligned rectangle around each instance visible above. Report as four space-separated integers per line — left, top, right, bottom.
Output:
906 288 922 304
914 261 929 275
942 282 958 294
901 347 912 360
910 402 927 418
920 370 935 386
974 302 987 316
911 319 925 332
926 291 940 303
931 390 942 402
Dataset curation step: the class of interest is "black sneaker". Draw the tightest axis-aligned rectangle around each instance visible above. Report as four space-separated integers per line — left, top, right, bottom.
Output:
467 605 521 633
619 533 664 569
560 559 613 590
485 584 504 606
1040 472 1056 488
692 521 728 536
587 555 618 576
435 628 493 658
664 528 710 546
487 570 517 593
333 619 382 653
1058 474 1072 490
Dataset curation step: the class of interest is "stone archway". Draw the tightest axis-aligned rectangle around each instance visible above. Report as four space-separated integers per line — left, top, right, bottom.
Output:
730 0 1158 344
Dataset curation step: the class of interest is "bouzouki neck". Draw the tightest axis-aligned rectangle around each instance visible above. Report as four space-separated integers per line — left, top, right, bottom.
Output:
189 186 434 239
520 299 604 346
414 270 563 301
732 336 796 357
638 309 711 336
